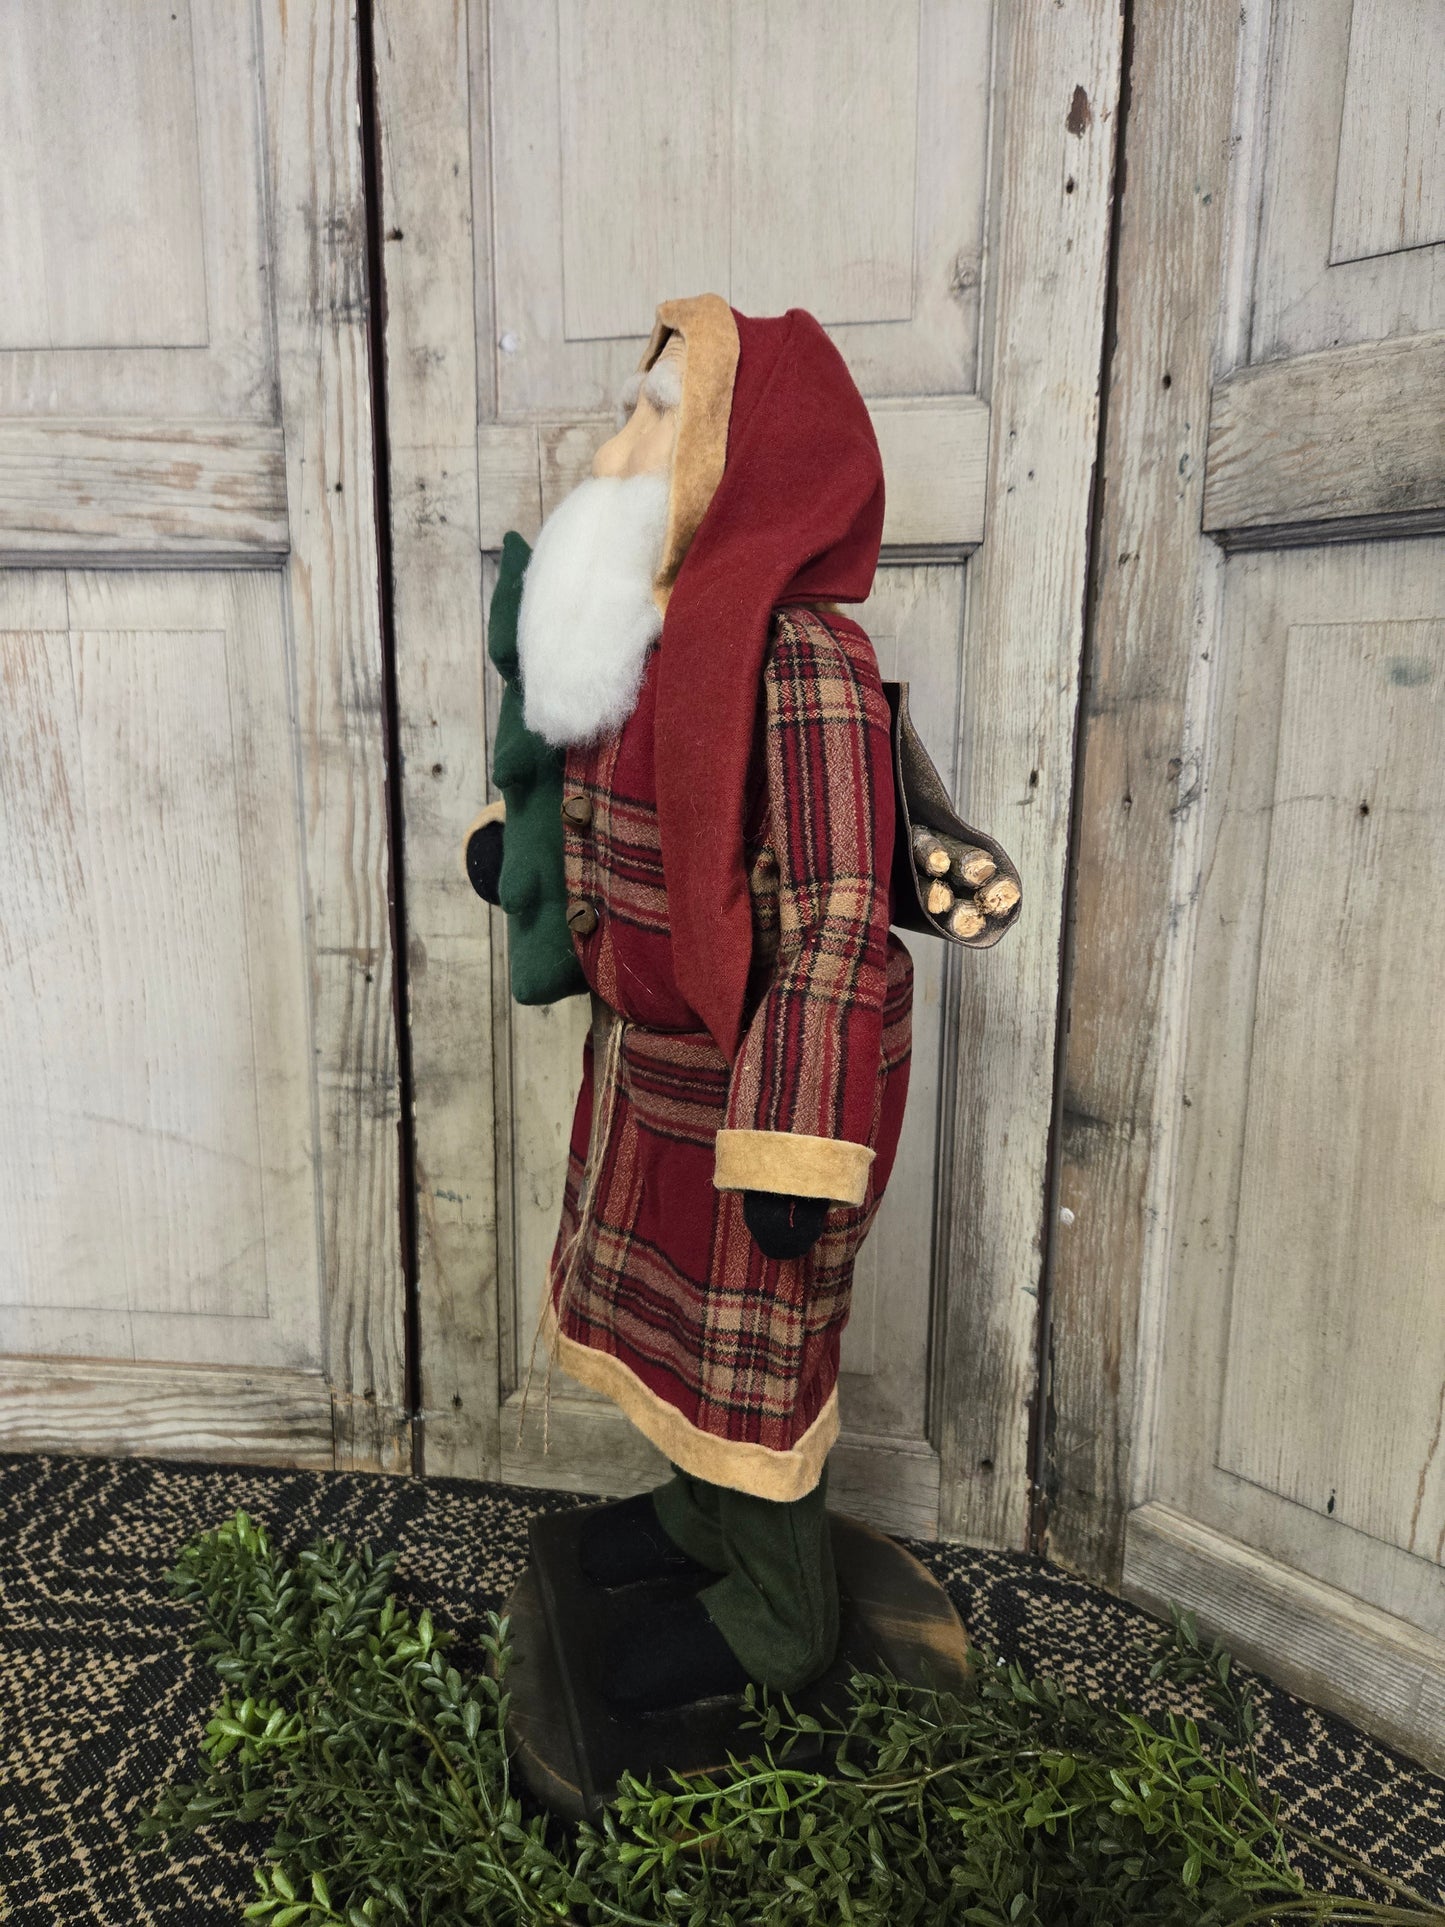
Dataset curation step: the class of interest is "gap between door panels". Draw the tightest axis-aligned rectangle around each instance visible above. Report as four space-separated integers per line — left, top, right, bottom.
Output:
1027 0 1137 1555
356 0 424 1473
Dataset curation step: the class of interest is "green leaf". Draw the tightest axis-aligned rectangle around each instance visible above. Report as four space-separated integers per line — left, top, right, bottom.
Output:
143 1521 1392 1927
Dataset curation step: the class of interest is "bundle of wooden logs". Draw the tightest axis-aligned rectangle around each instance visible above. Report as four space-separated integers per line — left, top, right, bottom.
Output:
911 826 1020 939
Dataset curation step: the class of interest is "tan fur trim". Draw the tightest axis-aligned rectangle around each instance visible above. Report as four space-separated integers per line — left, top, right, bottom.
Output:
467 799 506 833
639 295 739 611
541 1299 838 1500
713 1129 874 1207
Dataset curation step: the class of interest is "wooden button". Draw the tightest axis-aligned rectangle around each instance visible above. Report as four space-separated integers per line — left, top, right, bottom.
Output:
566 898 598 937
561 793 593 828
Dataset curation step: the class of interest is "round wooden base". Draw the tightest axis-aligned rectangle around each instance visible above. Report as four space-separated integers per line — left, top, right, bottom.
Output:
498 1509 971 1825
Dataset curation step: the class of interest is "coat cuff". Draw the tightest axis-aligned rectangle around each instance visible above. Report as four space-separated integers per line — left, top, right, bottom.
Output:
460 798 506 879
713 1129 873 1207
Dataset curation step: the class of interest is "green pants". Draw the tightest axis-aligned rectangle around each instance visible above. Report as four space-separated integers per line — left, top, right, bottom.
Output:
651 1460 839 1694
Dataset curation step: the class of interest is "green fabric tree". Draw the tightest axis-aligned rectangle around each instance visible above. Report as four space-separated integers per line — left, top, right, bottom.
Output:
488 531 587 1006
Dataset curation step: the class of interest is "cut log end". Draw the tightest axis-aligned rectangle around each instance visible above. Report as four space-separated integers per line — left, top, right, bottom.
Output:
977 875 1021 919
949 901 986 941
925 878 955 917
911 826 952 877
952 845 997 889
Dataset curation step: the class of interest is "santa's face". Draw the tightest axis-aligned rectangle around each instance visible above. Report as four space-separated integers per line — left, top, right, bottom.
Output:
592 333 686 479
513 335 687 749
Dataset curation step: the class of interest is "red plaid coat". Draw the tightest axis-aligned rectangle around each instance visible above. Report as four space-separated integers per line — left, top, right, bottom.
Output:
542 606 912 1499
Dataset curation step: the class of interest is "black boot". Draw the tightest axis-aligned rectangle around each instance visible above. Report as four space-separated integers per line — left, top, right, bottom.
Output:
600 1590 751 1716
577 1492 718 1591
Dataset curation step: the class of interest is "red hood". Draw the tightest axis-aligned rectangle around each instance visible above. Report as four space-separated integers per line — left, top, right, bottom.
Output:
654 304 885 1060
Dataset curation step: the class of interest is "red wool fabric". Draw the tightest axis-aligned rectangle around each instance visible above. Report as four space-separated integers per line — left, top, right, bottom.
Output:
655 308 886 1063
550 611 913 1490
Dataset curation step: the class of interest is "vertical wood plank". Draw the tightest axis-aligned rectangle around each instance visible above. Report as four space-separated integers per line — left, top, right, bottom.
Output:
264 0 407 1471
372 0 501 1477
220 569 332 1373
1046 4 1242 1581
935 1 1124 1547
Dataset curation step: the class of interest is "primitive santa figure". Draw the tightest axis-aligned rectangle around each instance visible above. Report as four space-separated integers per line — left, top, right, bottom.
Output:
471 295 912 1715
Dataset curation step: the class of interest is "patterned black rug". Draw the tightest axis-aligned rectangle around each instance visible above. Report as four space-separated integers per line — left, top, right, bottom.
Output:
0 1451 1441 1924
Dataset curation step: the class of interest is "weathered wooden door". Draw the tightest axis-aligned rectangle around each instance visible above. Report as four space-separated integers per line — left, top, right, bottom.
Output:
375 1 1123 1537
0 0 405 1471
1054 2 1445 1765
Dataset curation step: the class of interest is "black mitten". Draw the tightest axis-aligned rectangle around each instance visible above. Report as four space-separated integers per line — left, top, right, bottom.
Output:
743 1190 829 1261
465 818 505 904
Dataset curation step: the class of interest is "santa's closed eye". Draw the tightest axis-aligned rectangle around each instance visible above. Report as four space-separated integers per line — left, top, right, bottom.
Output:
616 355 683 426
641 355 682 412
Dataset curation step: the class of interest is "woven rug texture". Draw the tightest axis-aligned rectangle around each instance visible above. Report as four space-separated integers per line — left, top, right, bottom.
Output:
0 1451 1440 1924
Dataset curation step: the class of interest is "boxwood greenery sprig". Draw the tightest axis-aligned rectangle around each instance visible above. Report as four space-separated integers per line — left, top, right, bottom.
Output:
140 1512 1444 1927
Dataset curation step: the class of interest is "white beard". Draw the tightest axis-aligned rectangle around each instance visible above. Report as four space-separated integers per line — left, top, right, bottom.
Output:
517 471 669 748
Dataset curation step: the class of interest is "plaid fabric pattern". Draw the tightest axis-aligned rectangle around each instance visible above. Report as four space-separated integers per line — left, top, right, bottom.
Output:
724 609 895 1152
553 608 912 1470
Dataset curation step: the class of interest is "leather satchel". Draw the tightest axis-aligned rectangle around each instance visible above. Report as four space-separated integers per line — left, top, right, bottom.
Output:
883 681 1022 946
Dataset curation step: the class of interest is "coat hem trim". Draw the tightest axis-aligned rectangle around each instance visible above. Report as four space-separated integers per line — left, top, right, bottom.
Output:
541 1299 838 1500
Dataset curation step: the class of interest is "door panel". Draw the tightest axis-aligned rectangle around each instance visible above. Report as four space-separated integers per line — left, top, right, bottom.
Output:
0 1 404 1470
1151 0 1445 1738
1330 0 1445 263
1217 610 1444 1561
1053 0 1445 1769
1160 543 1445 1636
486 0 990 411
0 0 284 567
484 0 989 1532
0 0 273 419
477 0 993 667
0 4 209 351
380 0 1123 1544
0 572 320 1372
1150 0 1445 1685
1250 0 1445 362
550 0 924 336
